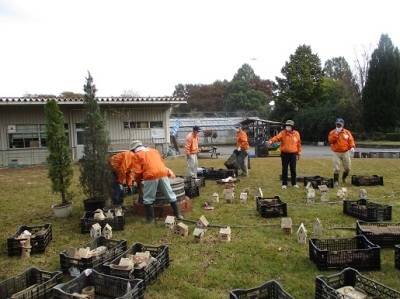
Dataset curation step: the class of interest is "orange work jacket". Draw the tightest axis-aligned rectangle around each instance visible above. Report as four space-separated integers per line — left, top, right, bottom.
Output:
269 130 302 156
236 130 250 150
110 151 135 186
185 132 199 155
328 128 355 153
132 148 169 183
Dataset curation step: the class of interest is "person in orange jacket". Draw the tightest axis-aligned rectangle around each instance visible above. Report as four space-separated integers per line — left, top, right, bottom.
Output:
109 150 135 206
234 123 250 177
267 120 302 189
130 140 183 223
328 118 356 186
185 126 201 178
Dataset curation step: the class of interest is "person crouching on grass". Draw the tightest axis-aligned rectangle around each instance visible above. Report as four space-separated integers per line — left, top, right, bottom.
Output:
130 140 183 223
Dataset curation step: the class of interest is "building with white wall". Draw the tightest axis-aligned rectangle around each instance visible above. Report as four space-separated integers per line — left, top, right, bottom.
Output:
0 97 186 166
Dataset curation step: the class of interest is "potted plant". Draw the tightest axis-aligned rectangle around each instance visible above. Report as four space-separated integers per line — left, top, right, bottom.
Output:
44 99 74 217
79 72 114 211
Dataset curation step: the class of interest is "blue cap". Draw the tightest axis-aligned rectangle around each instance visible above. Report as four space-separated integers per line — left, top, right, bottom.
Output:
335 118 344 125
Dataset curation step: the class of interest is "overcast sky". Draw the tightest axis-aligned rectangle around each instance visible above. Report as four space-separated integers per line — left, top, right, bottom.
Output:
0 0 398 97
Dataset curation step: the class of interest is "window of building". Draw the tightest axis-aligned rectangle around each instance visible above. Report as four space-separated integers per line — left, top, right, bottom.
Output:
150 121 163 128
8 124 68 149
123 121 156 129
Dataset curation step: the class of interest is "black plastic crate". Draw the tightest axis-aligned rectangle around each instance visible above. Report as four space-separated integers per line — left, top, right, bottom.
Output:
229 280 295 299
80 209 125 233
315 267 400 299
343 198 392 222
183 176 205 188
309 235 381 271
351 174 384 186
224 150 248 170
395 245 400 270
0 267 62 299
53 269 143 299
256 196 287 218
356 220 400 248
103 242 169 289
303 176 334 188
184 184 200 198
7 223 52 256
201 167 238 180
59 236 127 275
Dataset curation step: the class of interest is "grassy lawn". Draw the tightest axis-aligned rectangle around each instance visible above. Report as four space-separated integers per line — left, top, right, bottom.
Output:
0 155 399 298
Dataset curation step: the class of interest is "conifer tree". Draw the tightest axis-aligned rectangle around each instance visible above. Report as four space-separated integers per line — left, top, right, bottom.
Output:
44 99 73 205
362 34 400 132
79 72 113 201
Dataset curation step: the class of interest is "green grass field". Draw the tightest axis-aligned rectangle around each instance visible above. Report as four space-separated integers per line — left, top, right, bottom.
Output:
0 155 399 298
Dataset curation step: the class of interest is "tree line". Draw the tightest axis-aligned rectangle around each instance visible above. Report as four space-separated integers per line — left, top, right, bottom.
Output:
172 33 400 142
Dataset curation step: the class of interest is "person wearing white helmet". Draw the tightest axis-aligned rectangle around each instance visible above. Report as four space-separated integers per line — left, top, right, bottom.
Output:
328 118 356 186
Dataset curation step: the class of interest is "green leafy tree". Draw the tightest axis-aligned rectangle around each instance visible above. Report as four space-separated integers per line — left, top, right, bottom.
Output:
274 45 325 113
362 34 400 132
44 99 73 205
224 80 270 116
172 81 228 114
79 72 113 201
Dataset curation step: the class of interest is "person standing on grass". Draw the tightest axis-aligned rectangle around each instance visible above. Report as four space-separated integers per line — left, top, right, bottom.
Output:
267 120 302 189
328 118 356 187
234 123 250 177
130 140 183 223
185 126 201 178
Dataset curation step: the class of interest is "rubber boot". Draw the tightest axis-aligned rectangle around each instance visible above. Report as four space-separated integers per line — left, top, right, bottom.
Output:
144 204 155 223
342 172 349 183
170 201 183 220
333 172 339 187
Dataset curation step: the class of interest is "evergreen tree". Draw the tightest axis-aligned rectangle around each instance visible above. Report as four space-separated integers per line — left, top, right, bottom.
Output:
362 34 400 132
79 72 113 201
274 45 325 113
44 99 73 205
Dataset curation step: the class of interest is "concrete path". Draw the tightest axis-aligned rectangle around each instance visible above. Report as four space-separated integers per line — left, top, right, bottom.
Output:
193 145 399 159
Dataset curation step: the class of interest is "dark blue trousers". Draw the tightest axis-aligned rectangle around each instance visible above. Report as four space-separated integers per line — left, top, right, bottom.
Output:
281 152 297 186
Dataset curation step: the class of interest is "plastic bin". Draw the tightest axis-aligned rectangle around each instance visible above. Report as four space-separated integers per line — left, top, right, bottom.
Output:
7 223 52 256
309 235 381 271
59 236 127 275
356 220 400 248
0 267 62 299
224 150 248 170
343 198 392 222
351 175 384 186
256 196 287 218
315 267 400 299
80 209 125 233
303 176 334 188
229 280 295 299
53 269 143 299
200 167 238 180
102 242 169 289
